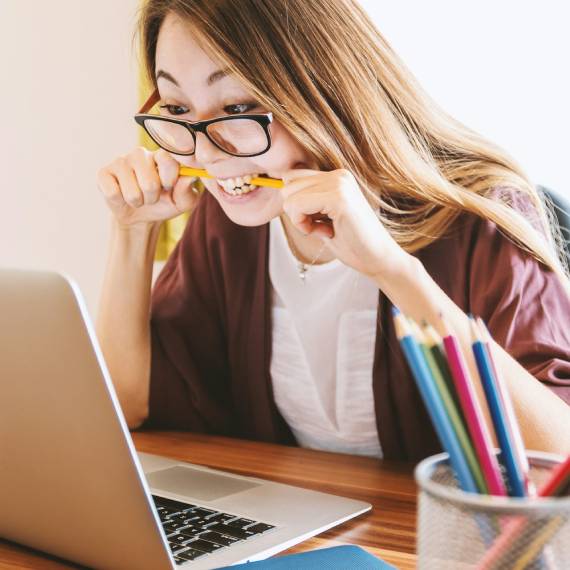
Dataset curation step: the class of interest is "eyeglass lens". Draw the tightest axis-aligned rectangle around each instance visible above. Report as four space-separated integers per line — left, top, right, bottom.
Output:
143 117 268 156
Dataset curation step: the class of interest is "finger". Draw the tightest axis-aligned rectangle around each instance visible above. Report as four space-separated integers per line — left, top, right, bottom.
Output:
97 168 127 208
113 158 144 208
281 168 321 184
283 187 334 234
171 174 200 212
154 148 181 191
128 147 162 205
280 174 324 200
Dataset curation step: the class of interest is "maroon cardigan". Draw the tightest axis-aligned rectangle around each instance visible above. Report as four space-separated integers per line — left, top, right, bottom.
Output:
142 191 570 461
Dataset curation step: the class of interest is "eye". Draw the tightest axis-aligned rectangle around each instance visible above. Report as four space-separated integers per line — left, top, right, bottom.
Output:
224 103 257 114
159 104 189 116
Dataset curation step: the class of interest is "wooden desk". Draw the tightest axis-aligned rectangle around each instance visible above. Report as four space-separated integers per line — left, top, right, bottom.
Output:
0 431 418 569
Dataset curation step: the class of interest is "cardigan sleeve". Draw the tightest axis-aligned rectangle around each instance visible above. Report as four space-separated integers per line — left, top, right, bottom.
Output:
140 196 236 432
466 205 570 406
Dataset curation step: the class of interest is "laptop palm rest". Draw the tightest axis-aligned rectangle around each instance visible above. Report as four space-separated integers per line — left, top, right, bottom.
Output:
147 466 260 502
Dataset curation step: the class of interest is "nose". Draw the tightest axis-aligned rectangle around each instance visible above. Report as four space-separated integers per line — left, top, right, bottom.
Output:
194 131 226 165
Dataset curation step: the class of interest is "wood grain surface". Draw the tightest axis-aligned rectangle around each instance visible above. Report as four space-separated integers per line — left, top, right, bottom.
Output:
0 431 418 569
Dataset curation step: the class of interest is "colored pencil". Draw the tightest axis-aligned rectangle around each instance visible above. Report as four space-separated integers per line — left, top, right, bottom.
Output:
511 517 562 570
537 456 570 497
393 308 478 493
469 317 526 497
179 166 284 188
422 323 465 420
440 315 507 496
477 318 533 496
412 322 488 494
477 456 570 569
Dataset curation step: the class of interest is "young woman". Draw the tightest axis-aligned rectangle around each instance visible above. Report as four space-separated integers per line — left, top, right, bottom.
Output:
96 0 570 461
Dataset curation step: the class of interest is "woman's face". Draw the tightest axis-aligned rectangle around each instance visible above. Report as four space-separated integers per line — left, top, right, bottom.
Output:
155 12 317 226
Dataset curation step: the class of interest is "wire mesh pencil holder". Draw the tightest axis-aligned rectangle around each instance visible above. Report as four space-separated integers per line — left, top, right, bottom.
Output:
415 451 570 570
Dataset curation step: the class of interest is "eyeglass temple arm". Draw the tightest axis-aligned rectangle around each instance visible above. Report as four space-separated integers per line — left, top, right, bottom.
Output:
138 87 160 114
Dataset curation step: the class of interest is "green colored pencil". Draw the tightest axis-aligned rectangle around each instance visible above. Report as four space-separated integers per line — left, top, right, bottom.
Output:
410 320 489 494
422 323 468 432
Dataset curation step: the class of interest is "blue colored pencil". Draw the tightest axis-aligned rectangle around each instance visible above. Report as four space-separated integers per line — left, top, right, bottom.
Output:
469 317 526 497
477 318 533 496
393 308 478 493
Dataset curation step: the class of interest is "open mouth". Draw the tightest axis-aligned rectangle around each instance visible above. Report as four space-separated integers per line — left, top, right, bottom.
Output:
215 173 269 196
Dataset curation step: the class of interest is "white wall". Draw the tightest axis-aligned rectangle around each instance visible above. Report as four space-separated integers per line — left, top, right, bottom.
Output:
360 0 570 195
0 0 140 317
1 1 569 318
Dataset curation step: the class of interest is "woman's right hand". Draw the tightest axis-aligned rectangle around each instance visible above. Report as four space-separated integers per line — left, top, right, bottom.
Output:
97 146 200 228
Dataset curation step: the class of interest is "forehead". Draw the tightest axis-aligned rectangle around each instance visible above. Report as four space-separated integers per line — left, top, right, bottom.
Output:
155 12 224 84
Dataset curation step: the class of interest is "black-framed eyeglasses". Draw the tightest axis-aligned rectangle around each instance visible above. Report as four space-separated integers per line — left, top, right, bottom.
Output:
134 88 273 157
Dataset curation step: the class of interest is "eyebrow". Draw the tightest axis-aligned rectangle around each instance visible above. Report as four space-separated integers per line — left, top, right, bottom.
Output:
155 68 231 87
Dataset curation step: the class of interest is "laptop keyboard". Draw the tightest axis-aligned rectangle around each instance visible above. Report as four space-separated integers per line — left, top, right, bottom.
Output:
152 495 276 565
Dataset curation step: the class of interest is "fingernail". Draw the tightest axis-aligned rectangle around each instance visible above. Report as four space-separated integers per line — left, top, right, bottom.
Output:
164 185 173 191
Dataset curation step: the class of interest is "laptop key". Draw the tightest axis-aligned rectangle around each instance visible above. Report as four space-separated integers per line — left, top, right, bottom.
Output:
178 526 204 538
201 512 234 525
169 534 189 545
198 531 240 546
169 513 196 524
159 506 183 517
190 507 218 518
153 495 195 513
184 538 224 553
164 521 191 534
177 547 207 561
188 518 211 527
208 523 255 540
226 517 256 529
216 513 239 524
247 523 276 534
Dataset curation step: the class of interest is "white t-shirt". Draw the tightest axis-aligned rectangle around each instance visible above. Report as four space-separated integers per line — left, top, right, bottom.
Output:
269 217 383 458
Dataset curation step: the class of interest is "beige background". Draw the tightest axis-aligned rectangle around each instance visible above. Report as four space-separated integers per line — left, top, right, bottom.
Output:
0 0 140 316
1 0 568 319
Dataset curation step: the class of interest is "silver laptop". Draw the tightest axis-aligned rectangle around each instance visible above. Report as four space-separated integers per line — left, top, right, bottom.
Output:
0 269 371 569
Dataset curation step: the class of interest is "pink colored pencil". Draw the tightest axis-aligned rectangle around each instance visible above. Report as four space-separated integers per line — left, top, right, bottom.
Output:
440 315 507 496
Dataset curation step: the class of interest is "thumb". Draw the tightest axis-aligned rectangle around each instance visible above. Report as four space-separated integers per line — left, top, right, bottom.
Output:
171 175 202 212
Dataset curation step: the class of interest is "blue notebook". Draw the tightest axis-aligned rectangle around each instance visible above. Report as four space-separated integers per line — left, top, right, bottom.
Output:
217 545 396 569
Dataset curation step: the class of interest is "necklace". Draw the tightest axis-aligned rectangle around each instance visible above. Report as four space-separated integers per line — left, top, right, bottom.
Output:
280 216 328 283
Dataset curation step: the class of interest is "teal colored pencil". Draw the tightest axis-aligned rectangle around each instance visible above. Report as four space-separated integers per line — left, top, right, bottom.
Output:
393 309 477 493
411 321 488 494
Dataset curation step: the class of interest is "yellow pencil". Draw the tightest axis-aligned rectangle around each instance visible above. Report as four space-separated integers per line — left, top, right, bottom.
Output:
179 166 284 189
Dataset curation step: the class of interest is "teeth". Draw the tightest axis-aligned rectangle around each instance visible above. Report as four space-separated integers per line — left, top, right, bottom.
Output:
216 173 261 196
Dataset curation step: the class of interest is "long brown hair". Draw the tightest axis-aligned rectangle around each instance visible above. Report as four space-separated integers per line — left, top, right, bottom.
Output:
136 0 569 287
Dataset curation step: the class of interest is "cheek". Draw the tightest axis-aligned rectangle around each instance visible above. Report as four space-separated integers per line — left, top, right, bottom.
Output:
251 121 313 175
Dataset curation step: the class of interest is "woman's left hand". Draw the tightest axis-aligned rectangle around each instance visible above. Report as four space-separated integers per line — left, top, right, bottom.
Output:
281 168 409 280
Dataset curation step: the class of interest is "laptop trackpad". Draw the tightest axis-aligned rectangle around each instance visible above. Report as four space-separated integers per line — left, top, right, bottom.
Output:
147 465 260 502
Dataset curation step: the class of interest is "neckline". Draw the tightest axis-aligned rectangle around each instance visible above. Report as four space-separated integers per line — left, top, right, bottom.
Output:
271 217 343 273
